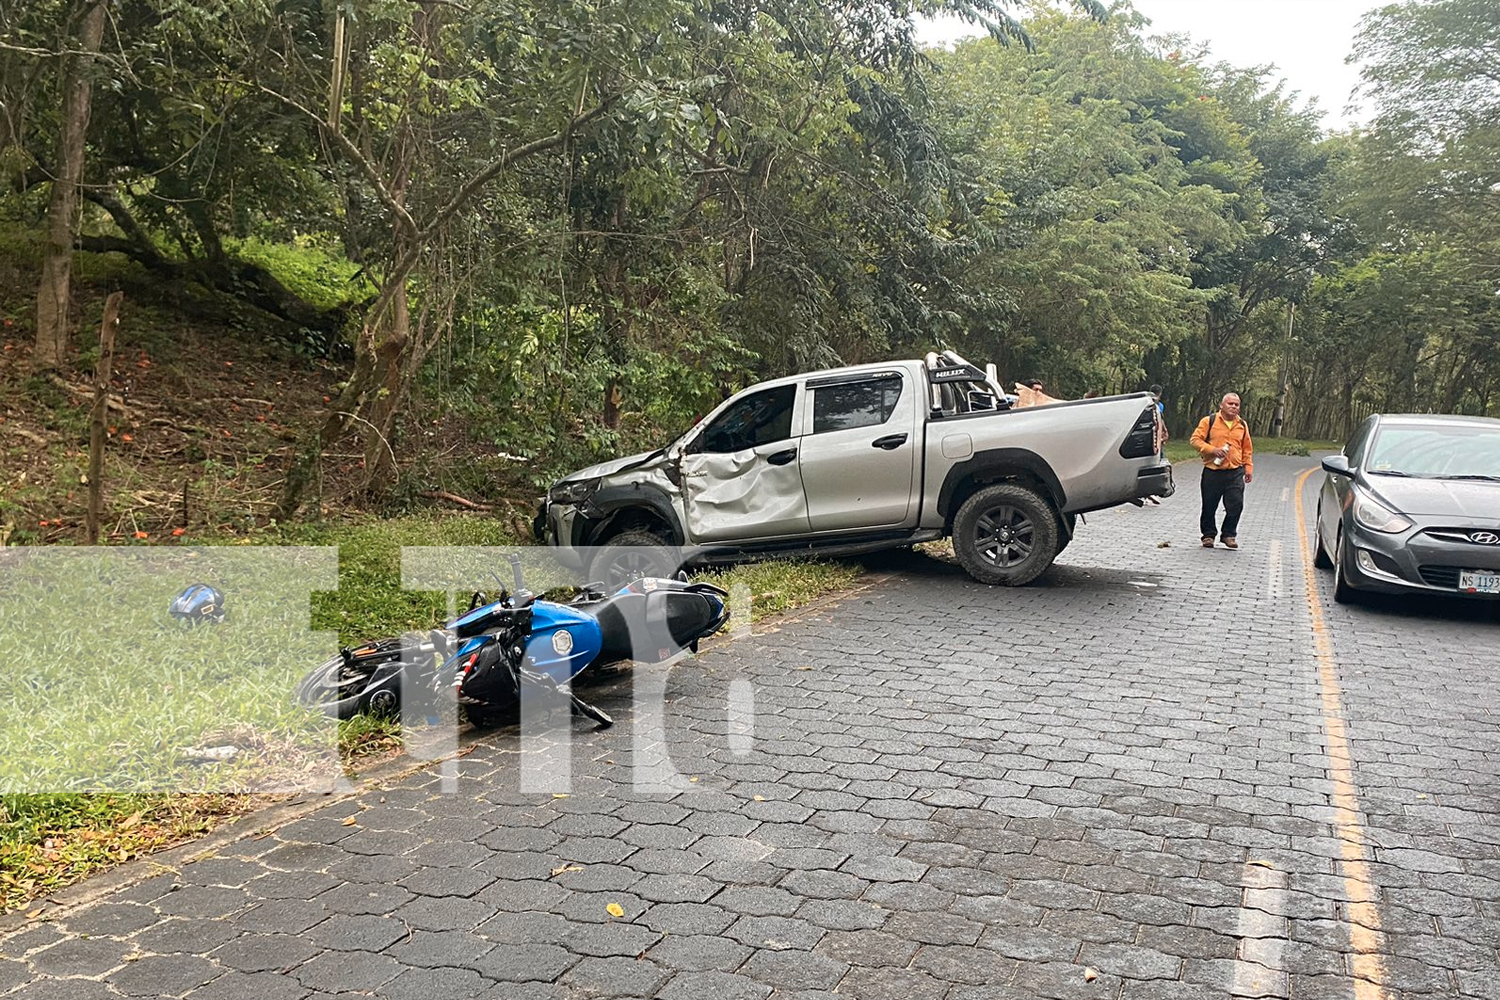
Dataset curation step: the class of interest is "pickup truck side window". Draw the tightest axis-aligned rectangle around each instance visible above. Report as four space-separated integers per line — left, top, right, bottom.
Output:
698 385 797 453
812 375 903 434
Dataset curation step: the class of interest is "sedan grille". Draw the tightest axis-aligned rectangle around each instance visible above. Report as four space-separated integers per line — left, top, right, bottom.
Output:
1423 528 1500 546
1418 565 1462 588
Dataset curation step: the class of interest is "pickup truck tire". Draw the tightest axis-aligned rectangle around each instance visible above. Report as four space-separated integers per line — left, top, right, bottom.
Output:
589 530 679 589
952 483 1060 586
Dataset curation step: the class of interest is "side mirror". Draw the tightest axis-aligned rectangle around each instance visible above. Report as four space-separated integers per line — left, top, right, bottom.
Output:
1320 454 1351 476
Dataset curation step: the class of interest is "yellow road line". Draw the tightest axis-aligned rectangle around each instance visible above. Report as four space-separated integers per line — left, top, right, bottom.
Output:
1294 467 1389 998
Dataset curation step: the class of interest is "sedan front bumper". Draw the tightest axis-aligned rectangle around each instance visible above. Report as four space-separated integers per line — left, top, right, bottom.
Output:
1343 519 1500 598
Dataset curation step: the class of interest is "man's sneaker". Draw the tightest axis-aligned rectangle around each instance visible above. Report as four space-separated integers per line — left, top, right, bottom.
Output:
1222 537 1238 549
1202 536 1215 548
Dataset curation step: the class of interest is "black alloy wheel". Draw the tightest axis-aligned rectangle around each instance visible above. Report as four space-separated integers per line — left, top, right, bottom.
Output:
588 529 679 590
952 483 1060 586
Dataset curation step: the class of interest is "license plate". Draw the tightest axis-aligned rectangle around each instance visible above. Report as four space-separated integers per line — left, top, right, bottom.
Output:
1458 570 1500 595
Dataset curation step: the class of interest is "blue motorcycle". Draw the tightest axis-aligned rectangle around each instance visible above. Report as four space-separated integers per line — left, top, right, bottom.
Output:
295 555 729 729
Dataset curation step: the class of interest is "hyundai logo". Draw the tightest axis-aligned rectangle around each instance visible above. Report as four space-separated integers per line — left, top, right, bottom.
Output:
1471 531 1500 546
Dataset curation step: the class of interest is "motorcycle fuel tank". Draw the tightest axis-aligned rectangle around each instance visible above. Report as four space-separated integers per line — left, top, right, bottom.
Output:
524 602 604 682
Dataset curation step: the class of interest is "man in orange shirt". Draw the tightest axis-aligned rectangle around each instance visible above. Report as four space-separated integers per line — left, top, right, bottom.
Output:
1190 393 1254 549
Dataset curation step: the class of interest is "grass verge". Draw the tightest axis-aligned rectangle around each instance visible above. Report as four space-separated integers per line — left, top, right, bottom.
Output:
0 793 257 914
699 558 863 623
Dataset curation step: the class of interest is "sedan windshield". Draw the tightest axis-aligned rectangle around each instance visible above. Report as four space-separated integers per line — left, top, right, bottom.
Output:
1365 424 1500 479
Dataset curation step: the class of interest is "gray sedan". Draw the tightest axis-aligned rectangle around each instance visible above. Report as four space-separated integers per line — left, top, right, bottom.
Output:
1315 413 1500 603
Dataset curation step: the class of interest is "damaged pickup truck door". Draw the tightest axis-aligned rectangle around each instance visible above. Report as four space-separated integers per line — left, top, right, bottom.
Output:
677 383 811 542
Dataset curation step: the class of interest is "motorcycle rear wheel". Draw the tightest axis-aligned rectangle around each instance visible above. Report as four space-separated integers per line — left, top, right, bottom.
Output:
296 638 408 720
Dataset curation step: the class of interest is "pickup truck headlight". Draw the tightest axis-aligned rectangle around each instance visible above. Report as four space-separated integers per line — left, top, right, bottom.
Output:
1351 488 1412 534
548 477 601 505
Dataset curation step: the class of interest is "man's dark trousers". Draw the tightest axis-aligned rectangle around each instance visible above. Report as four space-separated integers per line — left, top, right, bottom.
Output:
1200 467 1245 539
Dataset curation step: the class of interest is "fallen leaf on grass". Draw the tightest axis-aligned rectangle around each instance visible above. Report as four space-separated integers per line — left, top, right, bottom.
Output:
118 812 143 831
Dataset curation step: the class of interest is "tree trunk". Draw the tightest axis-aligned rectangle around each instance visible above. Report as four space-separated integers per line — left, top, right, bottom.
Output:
599 198 631 431
33 0 107 373
362 292 451 494
86 291 123 544
358 83 416 492
361 291 409 487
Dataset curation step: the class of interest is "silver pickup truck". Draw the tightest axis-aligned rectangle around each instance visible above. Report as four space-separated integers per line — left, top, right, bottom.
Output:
534 351 1172 586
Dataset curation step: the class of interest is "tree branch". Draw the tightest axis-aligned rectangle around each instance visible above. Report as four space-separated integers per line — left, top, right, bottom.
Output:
420 100 615 243
254 84 420 240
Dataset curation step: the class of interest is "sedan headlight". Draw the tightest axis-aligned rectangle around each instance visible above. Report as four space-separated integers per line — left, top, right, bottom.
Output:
548 477 601 505
1352 488 1412 534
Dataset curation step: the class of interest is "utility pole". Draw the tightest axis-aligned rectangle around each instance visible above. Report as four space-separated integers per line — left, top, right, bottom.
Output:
1271 302 1293 438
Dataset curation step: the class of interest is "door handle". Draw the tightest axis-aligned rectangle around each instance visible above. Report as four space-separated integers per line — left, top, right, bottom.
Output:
872 434 908 450
767 448 798 466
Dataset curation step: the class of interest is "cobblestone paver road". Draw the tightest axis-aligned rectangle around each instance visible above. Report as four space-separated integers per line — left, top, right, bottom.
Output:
2 455 1497 999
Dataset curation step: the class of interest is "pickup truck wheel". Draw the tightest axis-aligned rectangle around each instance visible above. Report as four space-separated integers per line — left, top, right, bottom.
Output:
589 530 679 590
953 484 1059 586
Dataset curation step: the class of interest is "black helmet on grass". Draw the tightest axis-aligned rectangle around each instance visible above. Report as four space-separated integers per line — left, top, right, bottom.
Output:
169 584 226 624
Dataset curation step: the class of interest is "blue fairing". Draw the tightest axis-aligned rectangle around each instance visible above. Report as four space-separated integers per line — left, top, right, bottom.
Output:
455 635 493 660
525 601 603 683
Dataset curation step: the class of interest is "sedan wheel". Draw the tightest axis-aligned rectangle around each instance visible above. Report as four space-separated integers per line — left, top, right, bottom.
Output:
1313 502 1333 569
1331 531 1359 605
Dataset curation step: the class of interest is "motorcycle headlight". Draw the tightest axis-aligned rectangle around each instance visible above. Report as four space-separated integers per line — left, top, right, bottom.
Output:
1352 489 1412 534
548 477 601 505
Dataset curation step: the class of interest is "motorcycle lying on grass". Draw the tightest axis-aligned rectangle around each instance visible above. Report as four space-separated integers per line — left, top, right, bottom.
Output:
295 554 729 730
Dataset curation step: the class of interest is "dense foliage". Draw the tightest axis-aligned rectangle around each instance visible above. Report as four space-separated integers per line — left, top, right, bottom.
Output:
2 0 1496 509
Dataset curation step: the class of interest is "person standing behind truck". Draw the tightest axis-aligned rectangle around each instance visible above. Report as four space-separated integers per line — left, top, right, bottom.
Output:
1190 393 1254 549
1148 384 1168 504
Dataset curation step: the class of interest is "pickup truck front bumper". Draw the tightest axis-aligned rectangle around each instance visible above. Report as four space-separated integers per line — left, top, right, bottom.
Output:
1135 464 1175 499
533 500 587 574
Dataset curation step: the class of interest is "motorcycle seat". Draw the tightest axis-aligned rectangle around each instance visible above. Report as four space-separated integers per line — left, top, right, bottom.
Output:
587 589 725 664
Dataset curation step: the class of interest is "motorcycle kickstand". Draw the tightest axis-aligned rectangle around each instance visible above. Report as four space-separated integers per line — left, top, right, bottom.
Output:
517 667 613 729
568 694 614 729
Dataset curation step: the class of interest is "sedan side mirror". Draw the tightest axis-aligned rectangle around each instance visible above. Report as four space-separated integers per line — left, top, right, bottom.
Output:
1321 454 1351 476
